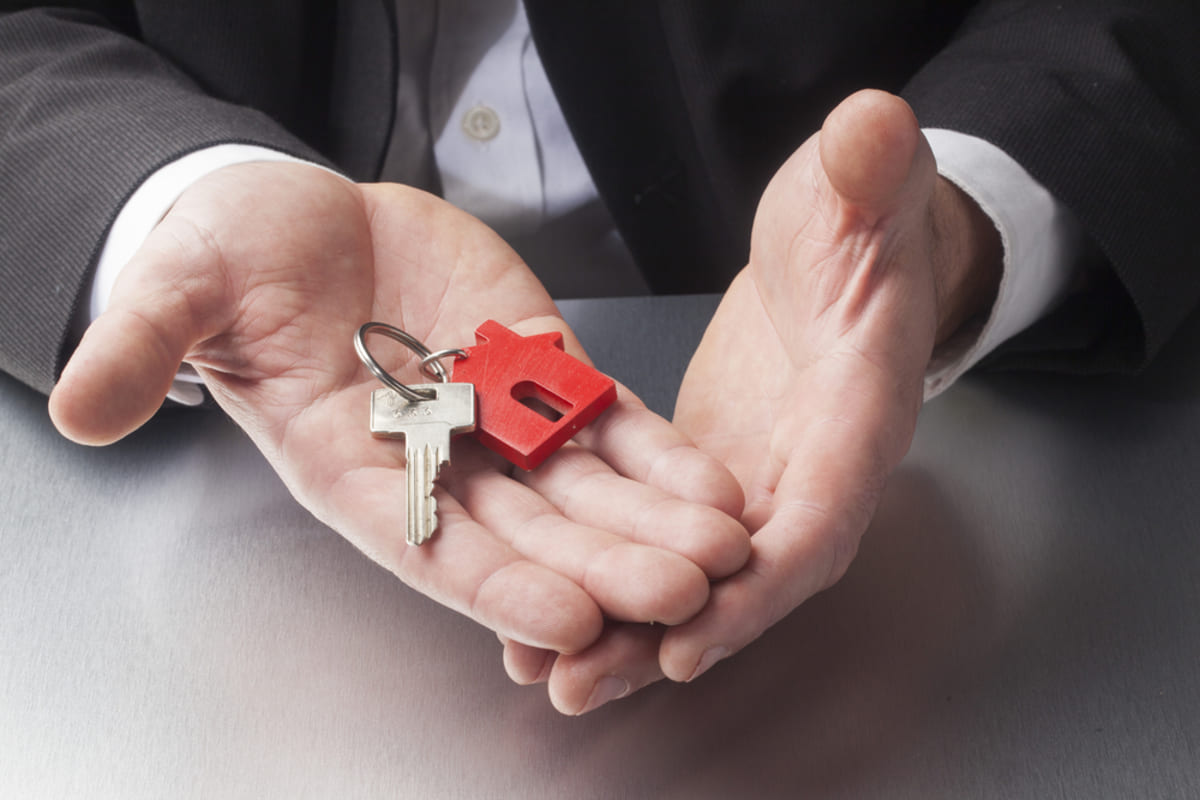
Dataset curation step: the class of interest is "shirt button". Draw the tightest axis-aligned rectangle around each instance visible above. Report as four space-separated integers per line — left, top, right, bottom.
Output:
462 105 501 141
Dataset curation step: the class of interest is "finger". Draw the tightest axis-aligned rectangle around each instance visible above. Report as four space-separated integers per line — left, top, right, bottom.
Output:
502 639 556 685
500 317 749 568
658 504 849 682
447 455 712 625
548 624 666 715
496 316 747 525
324 466 605 654
520 439 751 580
49 216 229 445
50 307 191 445
574 387 746 519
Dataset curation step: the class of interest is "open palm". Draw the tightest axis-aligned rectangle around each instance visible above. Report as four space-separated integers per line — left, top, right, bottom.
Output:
527 91 1000 711
663 90 1006 680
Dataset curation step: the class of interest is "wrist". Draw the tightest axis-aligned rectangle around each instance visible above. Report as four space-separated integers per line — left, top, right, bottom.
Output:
929 176 1003 345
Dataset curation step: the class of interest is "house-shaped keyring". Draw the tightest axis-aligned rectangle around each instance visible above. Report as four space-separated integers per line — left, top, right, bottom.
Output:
451 320 617 470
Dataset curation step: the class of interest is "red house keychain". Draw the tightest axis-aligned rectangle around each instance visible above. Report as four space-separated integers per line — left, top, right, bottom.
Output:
450 320 617 470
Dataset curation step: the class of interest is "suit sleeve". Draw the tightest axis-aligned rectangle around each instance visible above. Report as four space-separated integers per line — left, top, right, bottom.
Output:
0 7 328 395
902 0 1200 374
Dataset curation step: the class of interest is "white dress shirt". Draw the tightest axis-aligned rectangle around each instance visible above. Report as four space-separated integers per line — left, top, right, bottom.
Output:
87 0 1082 405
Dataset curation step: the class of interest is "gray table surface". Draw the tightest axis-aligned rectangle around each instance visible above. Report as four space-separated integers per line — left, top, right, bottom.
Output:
3 294 1199 799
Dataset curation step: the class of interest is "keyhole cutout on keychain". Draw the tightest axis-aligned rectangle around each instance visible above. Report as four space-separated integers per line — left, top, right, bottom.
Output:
513 381 567 423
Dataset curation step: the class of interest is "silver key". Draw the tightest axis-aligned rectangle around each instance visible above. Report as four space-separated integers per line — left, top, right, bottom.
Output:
370 383 476 545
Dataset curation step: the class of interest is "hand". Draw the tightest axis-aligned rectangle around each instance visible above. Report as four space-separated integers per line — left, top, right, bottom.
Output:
48 162 749 665
511 89 1001 712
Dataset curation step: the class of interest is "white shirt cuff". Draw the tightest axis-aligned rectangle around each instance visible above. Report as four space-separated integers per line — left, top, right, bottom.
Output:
922 129 1085 399
85 145 343 406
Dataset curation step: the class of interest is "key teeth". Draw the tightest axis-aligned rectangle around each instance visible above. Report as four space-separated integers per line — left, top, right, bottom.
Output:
408 494 436 546
406 442 441 546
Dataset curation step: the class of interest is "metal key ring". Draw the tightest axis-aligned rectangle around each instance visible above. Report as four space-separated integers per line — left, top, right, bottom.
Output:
354 322 440 402
419 348 469 382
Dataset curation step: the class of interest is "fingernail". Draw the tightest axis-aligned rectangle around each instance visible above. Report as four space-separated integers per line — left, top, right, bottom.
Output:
688 646 729 682
579 676 629 715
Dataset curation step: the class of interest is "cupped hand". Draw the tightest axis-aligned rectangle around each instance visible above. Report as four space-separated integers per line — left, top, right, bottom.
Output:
49 162 749 666
520 89 1001 712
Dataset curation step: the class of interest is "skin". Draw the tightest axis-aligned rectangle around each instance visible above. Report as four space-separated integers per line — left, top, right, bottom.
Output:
504 90 1002 713
49 88 999 715
48 162 751 659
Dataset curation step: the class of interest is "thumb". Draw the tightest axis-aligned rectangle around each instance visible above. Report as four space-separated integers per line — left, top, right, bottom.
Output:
48 219 227 445
818 89 933 216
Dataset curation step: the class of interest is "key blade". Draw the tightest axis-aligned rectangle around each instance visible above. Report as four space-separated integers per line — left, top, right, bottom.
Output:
406 442 438 546
404 434 448 545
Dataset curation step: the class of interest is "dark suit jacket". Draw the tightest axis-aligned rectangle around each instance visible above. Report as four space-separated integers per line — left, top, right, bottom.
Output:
1 1 1198 395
